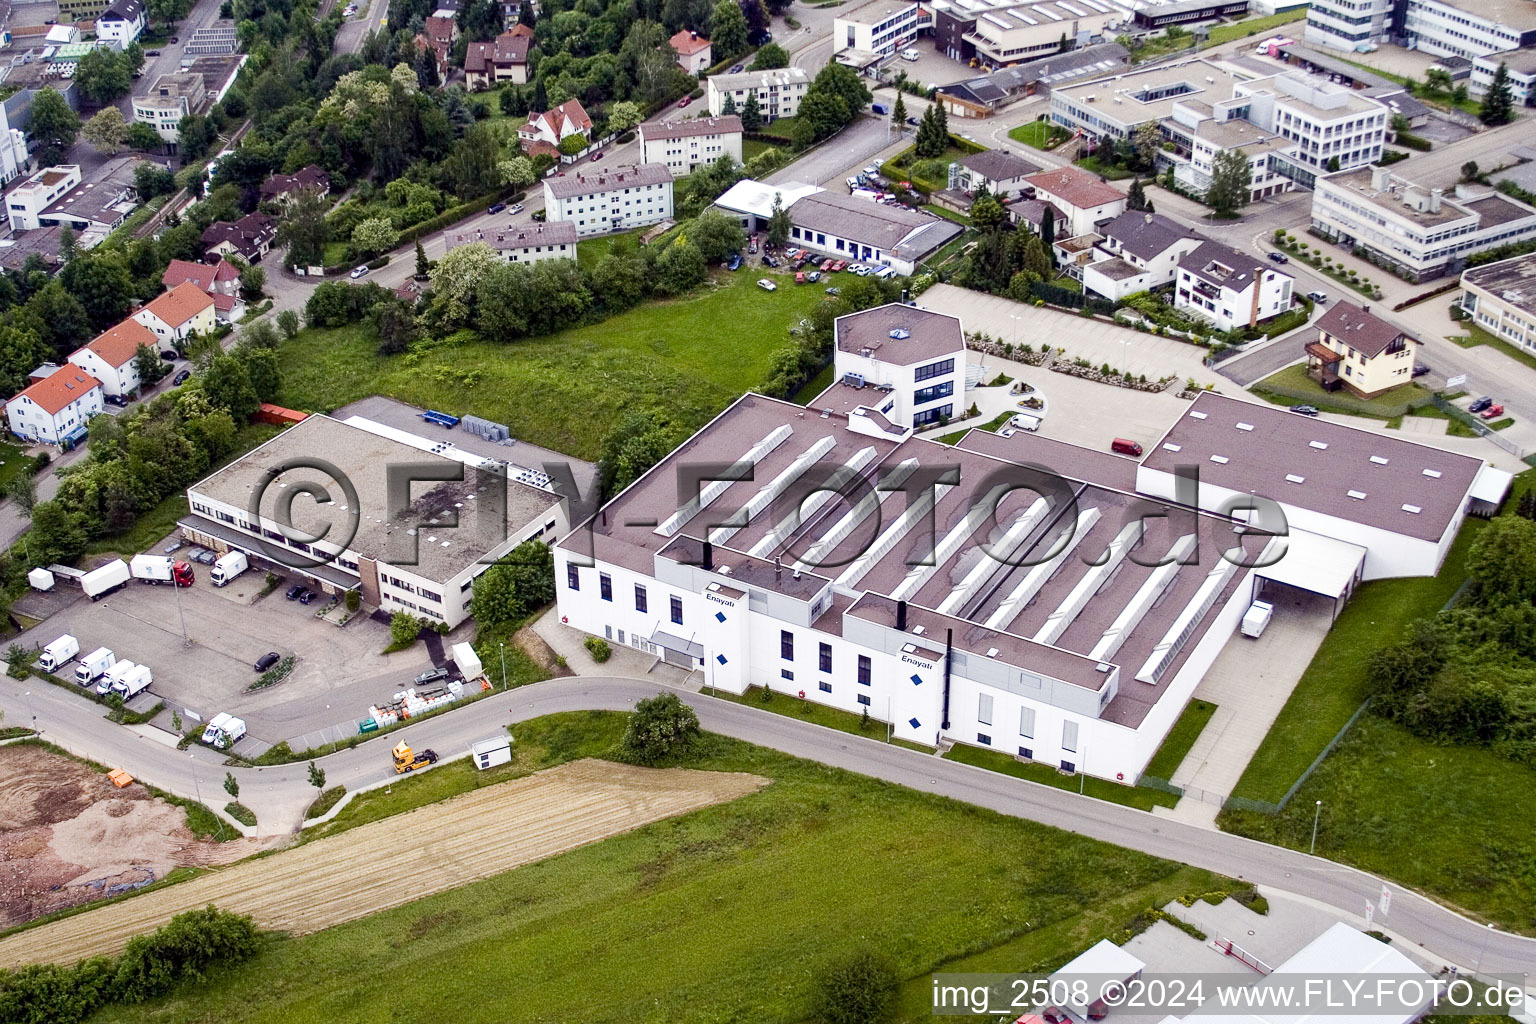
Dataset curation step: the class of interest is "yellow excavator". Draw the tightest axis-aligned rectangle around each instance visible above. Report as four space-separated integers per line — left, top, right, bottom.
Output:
393 740 439 774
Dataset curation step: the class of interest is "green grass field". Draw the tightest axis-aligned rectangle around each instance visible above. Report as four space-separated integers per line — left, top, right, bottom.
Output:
275 271 825 459
1250 365 1430 419
574 227 648 270
0 440 33 501
1225 505 1491 805
707 686 935 752
97 712 1233 1024
1203 8 1306 46
1220 716 1536 932
1142 699 1217 780
1450 322 1536 374
1009 120 1070 150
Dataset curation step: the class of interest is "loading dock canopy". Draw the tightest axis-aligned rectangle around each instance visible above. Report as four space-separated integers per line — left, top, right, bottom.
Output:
1469 464 1514 511
1254 529 1366 600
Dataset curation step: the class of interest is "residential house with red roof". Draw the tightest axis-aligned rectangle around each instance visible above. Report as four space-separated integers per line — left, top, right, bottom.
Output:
133 282 218 343
202 211 277 263
518 99 593 157
465 30 532 89
1022 167 1128 236
67 320 158 398
162 258 245 322
669 30 712 75
5 365 103 446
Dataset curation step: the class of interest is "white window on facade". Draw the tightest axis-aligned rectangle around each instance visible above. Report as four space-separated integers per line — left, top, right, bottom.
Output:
1019 706 1035 738
1062 720 1078 753
977 693 993 726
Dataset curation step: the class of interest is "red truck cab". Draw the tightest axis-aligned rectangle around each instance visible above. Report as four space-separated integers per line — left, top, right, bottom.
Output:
172 561 195 587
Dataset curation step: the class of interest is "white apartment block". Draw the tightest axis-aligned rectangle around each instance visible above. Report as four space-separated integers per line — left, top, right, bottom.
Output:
5 365 102 446
96 0 146 47
182 415 569 628
1311 165 1536 280
543 164 674 238
1175 240 1294 332
639 116 744 176
6 165 82 231
1306 0 1536 59
1079 211 1207 302
444 222 579 265
706 68 810 121
66 320 157 398
1459 252 1536 354
833 0 919 58
816 304 969 431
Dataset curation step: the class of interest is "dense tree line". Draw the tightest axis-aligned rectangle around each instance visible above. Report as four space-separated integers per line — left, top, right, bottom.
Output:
0 905 260 1023
1368 512 1536 763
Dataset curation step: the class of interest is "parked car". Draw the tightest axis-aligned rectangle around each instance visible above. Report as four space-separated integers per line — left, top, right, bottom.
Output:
1110 437 1143 457
162 540 183 555
350 265 370 279
590 150 602 161
172 369 191 386
807 270 821 282
907 116 920 126
105 394 128 407
730 63 744 73
532 210 546 221
825 286 841 295
487 202 505 215
169 35 178 42
677 95 692 107
1289 404 1320 416
1267 251 1289 263
795 272 806 284
508 203 525 215
186 546 209 562
1412 363 1431 377
1469 396 1494 413
415 665 450 685
298 589 314 604
757 278 777 291
1308 290 1328 303
159 348 179 361
286 584 305 600
145 49 161 56
727 252 743 271
254 652 281 672
193 549 216 565
762 255 778 268
1480 403 1505 420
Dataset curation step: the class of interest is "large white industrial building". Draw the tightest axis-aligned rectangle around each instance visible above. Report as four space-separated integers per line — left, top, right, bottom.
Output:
555 382 1507 785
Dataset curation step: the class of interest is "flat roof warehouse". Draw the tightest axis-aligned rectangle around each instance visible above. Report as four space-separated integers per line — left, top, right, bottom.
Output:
189 415 564 585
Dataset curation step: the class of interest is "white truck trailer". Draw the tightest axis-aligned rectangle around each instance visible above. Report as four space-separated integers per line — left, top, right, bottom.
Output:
82 560 131 601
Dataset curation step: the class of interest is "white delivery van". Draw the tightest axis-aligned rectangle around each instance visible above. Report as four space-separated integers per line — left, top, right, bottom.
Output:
900 48 919 61
1241 600 1274 638
117 664 153 699
99 660 136 696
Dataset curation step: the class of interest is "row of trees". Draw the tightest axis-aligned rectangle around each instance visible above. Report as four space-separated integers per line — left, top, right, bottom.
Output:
1368 512 1536 762
0 905 260 1022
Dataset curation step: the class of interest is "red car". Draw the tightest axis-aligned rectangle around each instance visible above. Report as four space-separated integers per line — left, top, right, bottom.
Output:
677 95 692 107
833 260 848 272
1480 403 1505 419
795 272 806 284
820 258 834 270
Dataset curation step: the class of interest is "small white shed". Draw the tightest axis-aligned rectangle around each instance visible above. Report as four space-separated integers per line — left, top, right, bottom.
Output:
27 568 54 591
471 736 512 770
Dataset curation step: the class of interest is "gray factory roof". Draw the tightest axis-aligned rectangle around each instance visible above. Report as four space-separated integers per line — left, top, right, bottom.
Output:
791 192 963 258
1143 392 1483 542
1461 251 1536 314
189 414 563 584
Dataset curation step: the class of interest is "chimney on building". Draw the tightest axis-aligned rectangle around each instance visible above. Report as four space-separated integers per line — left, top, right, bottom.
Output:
702 540 714 571
896 599 908 631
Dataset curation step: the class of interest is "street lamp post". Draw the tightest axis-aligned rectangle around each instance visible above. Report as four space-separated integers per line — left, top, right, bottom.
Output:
23 690 36 735
1310 799 1322 854
1473 922 1495 976
499 642 507 691
173 575 190 648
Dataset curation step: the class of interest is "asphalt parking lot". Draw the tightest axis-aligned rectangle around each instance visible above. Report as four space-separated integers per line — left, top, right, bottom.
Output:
15 559 456 751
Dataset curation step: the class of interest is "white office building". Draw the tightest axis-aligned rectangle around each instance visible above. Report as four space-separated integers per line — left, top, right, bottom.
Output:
833 0 919 59
1311 165 1536 280
1306 0 1536 59
543 163 674 238
1458 252 1536 354
813 304 969 431
6 166 82 231
706 68 810 121
181 414 569 627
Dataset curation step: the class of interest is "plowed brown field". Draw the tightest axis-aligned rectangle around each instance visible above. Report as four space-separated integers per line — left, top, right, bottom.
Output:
0 759 766 967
